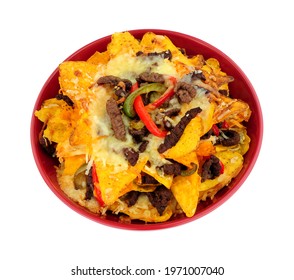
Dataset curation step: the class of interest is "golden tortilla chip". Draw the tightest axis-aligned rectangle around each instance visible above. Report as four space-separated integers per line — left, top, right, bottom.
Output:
171 172 201 217
130 182 157 193
35 98 73 144
87 51 109 65
213 95 251 124
201 101 215 135
107 32 141 58
69 113 93 146
172 150 198 168
188 54 205 69
215 128 250 156
196 141 216 157
206 58 221 71
35 98 71 123
140 32 190 64
142 166 173 189
199 151 243 193
110 194 174 223
63 155 86 175
95 156 148 205
165 116 203 159
59 61 98 100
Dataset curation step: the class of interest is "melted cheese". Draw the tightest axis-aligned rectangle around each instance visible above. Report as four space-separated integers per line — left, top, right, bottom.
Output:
88 54 182 172
143 134 170 169
105 53 179 83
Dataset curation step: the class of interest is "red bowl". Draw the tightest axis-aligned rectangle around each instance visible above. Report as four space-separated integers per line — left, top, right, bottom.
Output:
30 29 263 230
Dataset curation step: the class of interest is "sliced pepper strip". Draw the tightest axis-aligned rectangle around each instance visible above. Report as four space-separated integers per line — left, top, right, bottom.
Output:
212 124 220 136
92 163 105 207
146 76 177 110
134 95 167 138
123 83 166 118
219 160 225 174
180 163 198 177
130 82 139 92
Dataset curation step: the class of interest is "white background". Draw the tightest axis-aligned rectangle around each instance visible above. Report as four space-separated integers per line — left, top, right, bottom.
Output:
1 0 293 279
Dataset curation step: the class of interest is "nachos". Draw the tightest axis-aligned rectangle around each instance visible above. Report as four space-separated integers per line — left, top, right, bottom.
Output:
35 32 251 223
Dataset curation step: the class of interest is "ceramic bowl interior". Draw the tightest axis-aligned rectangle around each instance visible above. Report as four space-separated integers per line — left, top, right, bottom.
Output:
31 29 263 230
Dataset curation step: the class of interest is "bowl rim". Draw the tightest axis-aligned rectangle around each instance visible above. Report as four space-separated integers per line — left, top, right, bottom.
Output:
30 29 263 230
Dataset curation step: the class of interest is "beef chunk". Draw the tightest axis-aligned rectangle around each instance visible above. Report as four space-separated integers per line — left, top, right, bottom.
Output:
164 108 181 117
158 107 202 153
136 50 172 60
141 172 160 185
85 167 94 200
219 130 240 146
106 97 126 141
191 70 206 81
97 75 132 97
201 155 222 182
121 79 132 92
124 191 140 207
39 136 56 156
56 93 74 107
175 81 197 103
219 90 229 96
138 140 149 153
123 147 139 166
161 162 182 176
138 72 165 83
155 108 181 131
114 79 133 97
97 75 121 86
200 128 213 140
38 124 56 156
146 186 172 215
128 126 149 143
147 50 172 60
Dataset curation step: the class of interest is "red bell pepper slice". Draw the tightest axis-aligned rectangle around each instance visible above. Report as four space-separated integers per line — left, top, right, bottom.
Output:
212 124 220 136
146 76 177 110
130 82 139 92
219 160 225 174
92 163 105 206
134 95 167 138
221 120 229 129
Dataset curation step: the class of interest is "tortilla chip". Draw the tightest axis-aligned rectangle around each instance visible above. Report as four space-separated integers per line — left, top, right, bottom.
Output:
199 151 243 193
95 156 148 205
87 51 109 65
107 32 141 58
201 101 216 135
110 194 174 223
35 98 73 144
171 172 201 217
142 166 173 189
188 54 205 69
63 155 86 175
130 182 157 193
140 32 190 63
206 58 221 71
172 150 198 168
214 96 252 124
196 141 216 157
35 98 71 123
215 128 251 156
165 116 203 159
69 113 93 146
59 61 98 100
57 170 100 213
